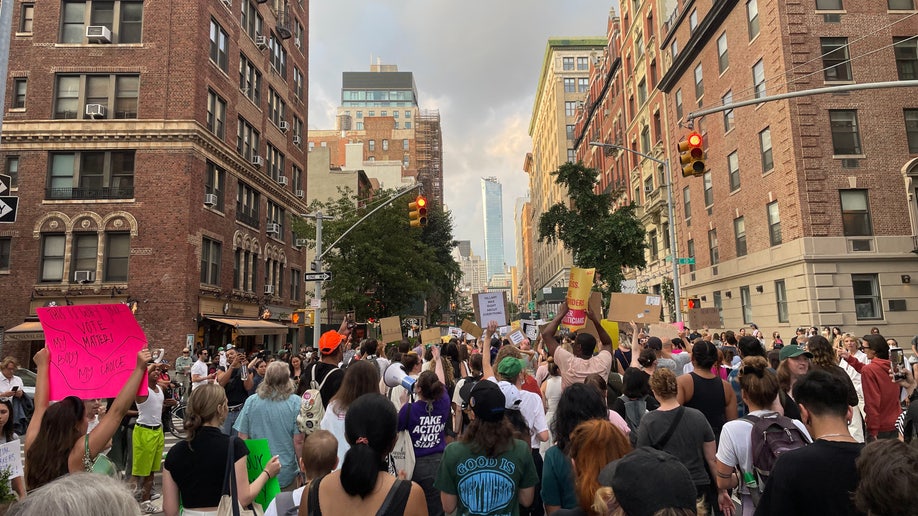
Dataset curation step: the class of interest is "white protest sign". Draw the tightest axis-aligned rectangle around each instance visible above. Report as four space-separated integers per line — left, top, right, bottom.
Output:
507 330 526 346
474 292 508 327
0 439 23 479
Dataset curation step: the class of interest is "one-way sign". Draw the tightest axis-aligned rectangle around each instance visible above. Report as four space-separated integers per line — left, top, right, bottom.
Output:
304 271 332 282
0 174 10 195
0 196 18 223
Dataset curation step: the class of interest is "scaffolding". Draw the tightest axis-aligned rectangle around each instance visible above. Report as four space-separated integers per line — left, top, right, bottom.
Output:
415 109 443 206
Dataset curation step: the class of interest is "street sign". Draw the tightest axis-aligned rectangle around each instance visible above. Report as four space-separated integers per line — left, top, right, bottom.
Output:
310 299 321 308
676 257 695 265
304 271 332 282
0 196 18 223
527 301 535 311
0 174 10 195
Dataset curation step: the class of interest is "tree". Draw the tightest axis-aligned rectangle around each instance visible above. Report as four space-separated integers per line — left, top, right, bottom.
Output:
538 161 647 297
292 188 461 324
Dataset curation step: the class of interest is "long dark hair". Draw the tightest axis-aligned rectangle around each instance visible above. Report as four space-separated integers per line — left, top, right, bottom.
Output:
341 394 397 498
329 360 380 415
461 417 517 457
26 396 85 490
416 370 445 402
552 383 607 452
0 398 14 442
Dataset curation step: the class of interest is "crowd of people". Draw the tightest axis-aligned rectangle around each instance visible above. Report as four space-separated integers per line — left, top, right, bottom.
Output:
5 311 918 516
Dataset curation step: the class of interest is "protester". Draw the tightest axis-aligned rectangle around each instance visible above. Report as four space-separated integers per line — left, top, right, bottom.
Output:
593 447 700 516
728 336 767 418
807 336 862 441
191 349 216 391
297 330 345 404
289 355 305 385
555 419 631 516
775 344 811 419
0 398 25 499
131 364 167 512
234 361 304 490
583 374 631 437
163 383 280 516
676 340 737 440
755 369 863 515
25 348 151 491
173 348 193 398
320 360 381 467
610 367 658 442
854 439 918 516
540 357 563 454
399 370 450 516
839 335 901 440
646 337 677 373
264 430 338 516
248 357 269 394
298 394 427 515
7 473 141 516
387 351 422 410
541 301 615 389
217 347 253 437
452 353 483 436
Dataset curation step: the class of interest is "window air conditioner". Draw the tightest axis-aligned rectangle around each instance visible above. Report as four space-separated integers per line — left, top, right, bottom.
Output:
204 193 218 206
292 135 302 145
644 184 653 194
85 104 107 118
295 189 304 198
265 222 279 234
254 35 268 50
276 176 288 186
264 285 275 295
295 238 307 247
86 26 112 44
251 155 264 167
74 270 95 283
278 121 289 132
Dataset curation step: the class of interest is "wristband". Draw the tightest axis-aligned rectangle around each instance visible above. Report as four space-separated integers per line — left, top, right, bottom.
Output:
262 470 271 479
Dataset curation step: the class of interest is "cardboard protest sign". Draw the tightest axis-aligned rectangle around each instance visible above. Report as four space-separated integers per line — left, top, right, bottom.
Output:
687 308 721 329
607 293 663 323
498 326 511 336
521 320 539 340
37 304 148 401
0 439 23 479
562 268 595 330
420 327 441 345
507 330 526 346
461 319 483 339
448 326 462 337
575 292 604 341
600 320 621 350
244 439 280 509
648 323 680 341
379 316 402 344
473 292 508 327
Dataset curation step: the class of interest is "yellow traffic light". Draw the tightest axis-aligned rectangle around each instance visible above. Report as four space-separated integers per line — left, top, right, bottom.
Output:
408 195 428 227
678 132 706 177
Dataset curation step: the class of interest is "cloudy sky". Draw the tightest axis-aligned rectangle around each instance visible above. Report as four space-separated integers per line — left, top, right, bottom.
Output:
308 0 614 267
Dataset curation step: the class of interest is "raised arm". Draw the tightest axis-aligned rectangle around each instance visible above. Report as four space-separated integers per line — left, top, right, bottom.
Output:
587 307 612 353
432 345 445 385
24 348 50 453
540 301 569 358
629 321 645 369
482 321 497 380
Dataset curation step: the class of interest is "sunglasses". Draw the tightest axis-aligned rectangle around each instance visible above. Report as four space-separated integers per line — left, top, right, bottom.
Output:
858 346 871 351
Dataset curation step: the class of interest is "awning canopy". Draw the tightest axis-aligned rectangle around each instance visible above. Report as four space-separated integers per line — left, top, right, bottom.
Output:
206 317 290 336
4 321 45 341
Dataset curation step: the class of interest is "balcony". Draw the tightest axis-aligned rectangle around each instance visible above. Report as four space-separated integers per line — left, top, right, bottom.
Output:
45 186 133 200
235 206 260 229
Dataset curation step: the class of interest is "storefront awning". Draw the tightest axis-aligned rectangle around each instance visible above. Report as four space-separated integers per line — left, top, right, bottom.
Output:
4 321 45 341
206 317 290 336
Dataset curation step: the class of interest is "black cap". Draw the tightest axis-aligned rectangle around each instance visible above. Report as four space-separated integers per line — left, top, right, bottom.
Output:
645 336 663 351
598 448 697 516
468 380 505 423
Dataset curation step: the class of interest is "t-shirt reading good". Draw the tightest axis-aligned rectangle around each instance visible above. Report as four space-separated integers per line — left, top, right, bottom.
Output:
552 347 613 389
635 406 714 486
398 390 451 458
164 427 248 509
755 440 864 516
434 438 538 516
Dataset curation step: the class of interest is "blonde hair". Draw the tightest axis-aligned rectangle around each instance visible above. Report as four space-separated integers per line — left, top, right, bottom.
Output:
185 383 227 445
1 356 18 370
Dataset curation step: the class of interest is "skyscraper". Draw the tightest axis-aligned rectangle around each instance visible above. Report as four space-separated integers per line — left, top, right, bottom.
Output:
481 177 505 280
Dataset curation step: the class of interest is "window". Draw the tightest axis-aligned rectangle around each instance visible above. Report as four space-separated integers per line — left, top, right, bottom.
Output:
200 237 222 285
689 10 698 31
752 60 766 99
54 74 139 119
728 151 741 191
821 38 852 81
236 181 260 228
12 78 26 109
5 157 19 188
683 186 691 220
740 286 752 324
767 201 782 245
712 291 723 323
356 122 364 130
368 139 375 151
671 39 679 59
747 0 759 40
382 139 389 151
19 3 34 33
675 89 683 120
0 237 10 271
840 189 872 236
564 78 576 93
269 34 287 78
888 0 913 8
816 0 843 9
70 233 97 282
236 117 260 161
577 57 589 70
906 109 918 153
294 18 305 52
708 229 719 266
266 200 286 242
207 90 226 139
635 34 644 60
694 64 704 99
852 274 882 320
205 161 225 211
239 53 263 105
290 268 301 302
265 144 285 182
405 111 411 118
641 126 651 154
404 122 410 129
566 125 575 140
734 217 747 257
830 110 862 155
637 79 647 106
722 91 734 132
293 117 303 147
717 32 729 73
102 232 129 282
567 149 576 163
562 57 574 71
648 229 659 259
894 37 917 80
268 88 287 128
292 165 302 191
774 280 789 323
703 171 714 206
578 78 589 93
209 19 228 71
643 176 654 197
403 139 409 150
759 128 773 172
687 239 696 272
60 0 143 43
240 1 263 40
565 101 577 117
47 151 135 200
41 235 66 282
293 67 304 101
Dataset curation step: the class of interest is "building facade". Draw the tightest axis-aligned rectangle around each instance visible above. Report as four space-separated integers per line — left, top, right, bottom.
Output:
481 176 505 280
0 0 312 363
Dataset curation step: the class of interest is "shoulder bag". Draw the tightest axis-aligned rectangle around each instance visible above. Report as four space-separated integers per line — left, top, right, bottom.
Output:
216 437 255 516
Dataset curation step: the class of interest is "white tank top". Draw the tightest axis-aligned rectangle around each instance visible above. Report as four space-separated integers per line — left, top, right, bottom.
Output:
136 385 164 426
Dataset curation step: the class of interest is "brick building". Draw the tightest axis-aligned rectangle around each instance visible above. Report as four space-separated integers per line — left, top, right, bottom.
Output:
0 0 312 364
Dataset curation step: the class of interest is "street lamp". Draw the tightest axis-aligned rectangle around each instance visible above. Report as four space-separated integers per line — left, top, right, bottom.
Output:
589 141 683 323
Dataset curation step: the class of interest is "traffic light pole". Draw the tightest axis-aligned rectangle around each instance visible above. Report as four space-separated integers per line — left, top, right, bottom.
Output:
589 142 683 323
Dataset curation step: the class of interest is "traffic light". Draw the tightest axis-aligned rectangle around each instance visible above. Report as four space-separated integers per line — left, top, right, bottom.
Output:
687 298 701 309
408 195 428 227
291 309 307 326
678 132 706 177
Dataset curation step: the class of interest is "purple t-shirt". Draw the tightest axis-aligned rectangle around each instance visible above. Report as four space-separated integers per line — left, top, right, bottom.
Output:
397 391 450 457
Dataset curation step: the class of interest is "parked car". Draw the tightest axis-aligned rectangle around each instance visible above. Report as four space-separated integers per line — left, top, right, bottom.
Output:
15 368 36 399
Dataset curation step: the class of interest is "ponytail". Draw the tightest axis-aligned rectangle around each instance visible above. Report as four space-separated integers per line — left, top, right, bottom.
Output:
341 394 398 498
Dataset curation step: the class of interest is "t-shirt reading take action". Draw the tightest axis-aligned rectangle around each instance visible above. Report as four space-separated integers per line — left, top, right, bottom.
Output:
434 439 538 516
398 391 451 457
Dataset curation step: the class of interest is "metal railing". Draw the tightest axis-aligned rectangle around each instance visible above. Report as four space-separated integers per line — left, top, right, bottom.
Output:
45 186 133 200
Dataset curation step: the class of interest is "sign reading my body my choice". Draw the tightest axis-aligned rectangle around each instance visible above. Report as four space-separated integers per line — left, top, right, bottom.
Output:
36 304 149 401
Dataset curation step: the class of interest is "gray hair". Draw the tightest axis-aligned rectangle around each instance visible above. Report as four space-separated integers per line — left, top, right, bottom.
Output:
7 473 140 515
257 360 296 400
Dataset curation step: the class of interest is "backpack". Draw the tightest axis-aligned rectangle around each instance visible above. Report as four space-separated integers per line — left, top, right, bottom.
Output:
296 364 339 435
744 412 809 501
618 394 647 437
272 490 300 516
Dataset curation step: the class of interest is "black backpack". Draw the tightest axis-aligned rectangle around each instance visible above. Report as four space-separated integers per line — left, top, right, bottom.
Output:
744 412 810 503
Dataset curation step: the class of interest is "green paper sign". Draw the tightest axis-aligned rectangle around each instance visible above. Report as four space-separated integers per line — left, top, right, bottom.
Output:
245 438 280 509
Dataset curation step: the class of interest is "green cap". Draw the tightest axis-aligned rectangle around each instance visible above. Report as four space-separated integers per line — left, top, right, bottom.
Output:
497 357 527 378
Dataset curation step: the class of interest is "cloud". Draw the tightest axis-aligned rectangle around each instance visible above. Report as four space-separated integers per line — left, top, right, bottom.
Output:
308 0 613 266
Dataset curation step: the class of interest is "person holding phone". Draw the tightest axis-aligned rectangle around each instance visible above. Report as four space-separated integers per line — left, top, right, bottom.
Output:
838 335 900 440
0 357 24 400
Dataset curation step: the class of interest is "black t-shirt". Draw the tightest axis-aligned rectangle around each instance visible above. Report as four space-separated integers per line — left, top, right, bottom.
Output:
755 440 864 516
164 427 249 509
298 362 343 408
223 367 250 406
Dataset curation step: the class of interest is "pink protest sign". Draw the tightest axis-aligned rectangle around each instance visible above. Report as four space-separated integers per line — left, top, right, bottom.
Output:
36 304 148 401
